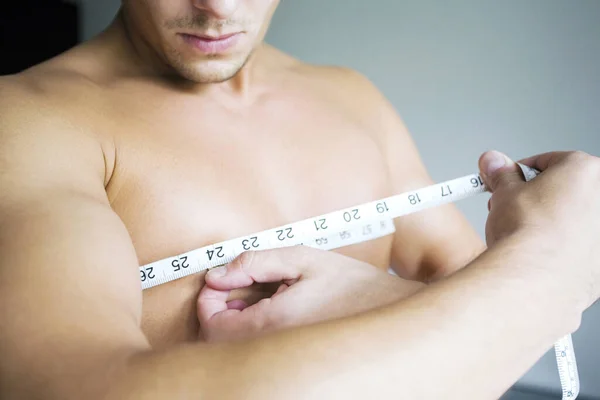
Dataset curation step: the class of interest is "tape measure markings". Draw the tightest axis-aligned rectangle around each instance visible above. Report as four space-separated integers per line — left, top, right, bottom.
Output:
555 334 580 399
139 172 486 289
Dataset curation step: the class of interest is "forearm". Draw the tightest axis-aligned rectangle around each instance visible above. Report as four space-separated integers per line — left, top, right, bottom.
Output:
109 233 582 400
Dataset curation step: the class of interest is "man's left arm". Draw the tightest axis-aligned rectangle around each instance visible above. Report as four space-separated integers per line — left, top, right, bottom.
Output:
344 70 486 282
383 113 486 282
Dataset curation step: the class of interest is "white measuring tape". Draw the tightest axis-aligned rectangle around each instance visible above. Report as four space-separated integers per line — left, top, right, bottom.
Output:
139 164 579 399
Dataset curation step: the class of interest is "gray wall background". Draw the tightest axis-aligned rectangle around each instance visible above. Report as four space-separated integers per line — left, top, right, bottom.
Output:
79 1 600 398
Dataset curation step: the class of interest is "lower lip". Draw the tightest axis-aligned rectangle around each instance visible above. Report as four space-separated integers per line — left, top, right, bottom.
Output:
181 33 242 54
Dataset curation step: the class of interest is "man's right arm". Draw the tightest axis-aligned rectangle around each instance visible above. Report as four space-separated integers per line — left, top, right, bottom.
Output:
0 84 150 399
0 86 590 399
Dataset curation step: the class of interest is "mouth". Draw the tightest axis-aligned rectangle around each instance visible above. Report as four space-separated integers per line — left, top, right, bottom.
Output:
179 32 243 54
192 32 239 41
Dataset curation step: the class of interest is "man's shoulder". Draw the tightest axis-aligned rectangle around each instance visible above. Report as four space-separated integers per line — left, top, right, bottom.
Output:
291 61 381 98
1 58 101 109
0 59 106 136
0 67 109 178
265 45 382 100
282 55 388 112
286 60 396 138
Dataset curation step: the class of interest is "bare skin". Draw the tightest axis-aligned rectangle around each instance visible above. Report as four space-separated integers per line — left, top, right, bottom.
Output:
0 7 484 351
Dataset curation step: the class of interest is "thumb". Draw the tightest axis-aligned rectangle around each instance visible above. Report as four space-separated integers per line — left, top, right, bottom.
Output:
479 150 523 192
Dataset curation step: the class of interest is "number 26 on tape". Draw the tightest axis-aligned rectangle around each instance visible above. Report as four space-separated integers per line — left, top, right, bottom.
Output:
140 266 155 282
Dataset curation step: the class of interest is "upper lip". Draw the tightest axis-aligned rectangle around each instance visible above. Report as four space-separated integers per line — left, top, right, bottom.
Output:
182 32 240 41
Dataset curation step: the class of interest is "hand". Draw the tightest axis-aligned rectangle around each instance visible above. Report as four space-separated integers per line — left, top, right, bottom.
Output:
479 150 600 308
197 246 424 342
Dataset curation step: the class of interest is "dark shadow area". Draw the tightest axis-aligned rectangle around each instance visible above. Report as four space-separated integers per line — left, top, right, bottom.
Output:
1 1 79 75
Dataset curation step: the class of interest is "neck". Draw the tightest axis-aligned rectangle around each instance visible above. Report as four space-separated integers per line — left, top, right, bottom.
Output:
102 9 263 97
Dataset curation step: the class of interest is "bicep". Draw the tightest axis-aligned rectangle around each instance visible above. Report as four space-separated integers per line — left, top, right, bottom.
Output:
0 103 148 398
365 86 485 281
0 192 148 398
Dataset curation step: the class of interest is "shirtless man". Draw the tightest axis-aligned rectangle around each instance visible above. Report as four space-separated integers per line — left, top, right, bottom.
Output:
2 3 600 398
0 0 485 349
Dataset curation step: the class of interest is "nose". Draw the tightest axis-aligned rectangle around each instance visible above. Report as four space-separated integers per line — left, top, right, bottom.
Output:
192 0 241 19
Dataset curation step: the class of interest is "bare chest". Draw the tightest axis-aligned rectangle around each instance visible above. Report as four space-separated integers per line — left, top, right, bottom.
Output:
105 96 394 347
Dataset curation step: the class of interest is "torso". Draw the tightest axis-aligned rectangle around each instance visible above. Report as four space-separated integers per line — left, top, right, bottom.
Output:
10 45 398 350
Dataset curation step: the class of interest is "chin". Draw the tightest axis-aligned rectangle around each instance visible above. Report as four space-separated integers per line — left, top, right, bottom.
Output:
171 58 246 83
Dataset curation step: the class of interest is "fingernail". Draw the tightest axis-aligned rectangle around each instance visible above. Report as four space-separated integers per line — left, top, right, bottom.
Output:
207 266 227 278
485 150 508 177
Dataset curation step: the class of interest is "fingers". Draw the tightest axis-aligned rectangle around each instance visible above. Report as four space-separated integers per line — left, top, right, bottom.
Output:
273 283 289 297
204 246 315 291
478 150 524 192
517 151 570 172
482 150 585 190
197 285 257 332
197 284 231 325
198 284 276 342
199 306 263 342
226 299 248 310
199 246 326 340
